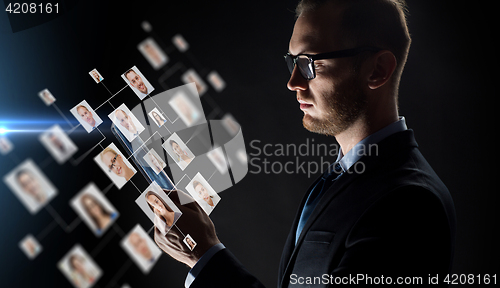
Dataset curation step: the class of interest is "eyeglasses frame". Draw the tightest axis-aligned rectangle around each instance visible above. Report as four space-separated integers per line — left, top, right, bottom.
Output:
284 46 382 80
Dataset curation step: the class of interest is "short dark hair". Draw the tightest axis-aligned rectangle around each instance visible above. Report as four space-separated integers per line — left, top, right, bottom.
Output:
296 0 411 89
124 68 137 81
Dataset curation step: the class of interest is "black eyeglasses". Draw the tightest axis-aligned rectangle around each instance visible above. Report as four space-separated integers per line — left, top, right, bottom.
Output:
108 154 118 172
284 46 381 80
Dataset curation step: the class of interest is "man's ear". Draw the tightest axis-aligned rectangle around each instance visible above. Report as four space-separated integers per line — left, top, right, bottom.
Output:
367 50 397 90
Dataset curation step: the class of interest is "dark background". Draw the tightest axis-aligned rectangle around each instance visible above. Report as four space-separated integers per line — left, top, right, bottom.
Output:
0 0 495 287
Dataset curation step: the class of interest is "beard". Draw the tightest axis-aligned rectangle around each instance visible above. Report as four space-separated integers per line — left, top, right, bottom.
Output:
302 74 367 136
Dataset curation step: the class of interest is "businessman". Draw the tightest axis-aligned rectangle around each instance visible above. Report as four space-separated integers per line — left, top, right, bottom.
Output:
154 0 456 287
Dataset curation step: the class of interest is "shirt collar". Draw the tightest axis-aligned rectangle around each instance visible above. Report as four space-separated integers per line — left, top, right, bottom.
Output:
335 116 407 172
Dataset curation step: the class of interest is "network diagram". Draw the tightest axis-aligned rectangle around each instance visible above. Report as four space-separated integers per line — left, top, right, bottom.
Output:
1 20 248 288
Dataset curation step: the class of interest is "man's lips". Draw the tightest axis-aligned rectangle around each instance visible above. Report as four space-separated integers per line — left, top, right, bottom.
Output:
298 99 313 110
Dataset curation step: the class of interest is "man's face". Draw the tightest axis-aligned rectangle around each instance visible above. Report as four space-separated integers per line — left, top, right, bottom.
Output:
126 71 148 94
287 6 368 136
129 232 152 259
195 183 210 202
77 107 95 126
115 110 135 132
17 172 44 201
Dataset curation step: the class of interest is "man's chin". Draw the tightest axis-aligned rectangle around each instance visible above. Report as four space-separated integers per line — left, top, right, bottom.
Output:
302 115 337 136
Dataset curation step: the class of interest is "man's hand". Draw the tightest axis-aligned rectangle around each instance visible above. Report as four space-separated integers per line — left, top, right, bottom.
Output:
154 189 220 268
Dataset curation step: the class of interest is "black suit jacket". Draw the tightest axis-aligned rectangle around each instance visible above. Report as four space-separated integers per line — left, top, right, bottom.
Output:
191 130 456 288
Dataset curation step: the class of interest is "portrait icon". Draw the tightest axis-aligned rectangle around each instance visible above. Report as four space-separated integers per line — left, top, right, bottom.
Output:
135 181 182 235
183 234 197 251
121 224 162 274
39 124 78 164
138 37 168 70
207 71 226 92
181 69 207 96
19 234 43 260
143 148 166 175
185 172 221 216
94 143 137 189
70 100 103 133
88 69 103 83
168 91 202 127
38 88 56 106
108 103 146 142
172 34 189 52
162 132 195 171
0 136 14 155
221 113 241 136
57 244 102 288
207 146 229 174
3 159 58 214
70 182 119 237
148 107 167 128
121 65 155 100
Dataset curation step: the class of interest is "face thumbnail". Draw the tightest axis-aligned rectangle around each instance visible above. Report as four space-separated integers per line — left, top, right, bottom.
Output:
70 183 119 236
70 100 103 133
58 244 102 288
3 159 57 214
19 235 42 259
94 143 137 189
121 224 162 273
126 70 147 94
185 172 221 215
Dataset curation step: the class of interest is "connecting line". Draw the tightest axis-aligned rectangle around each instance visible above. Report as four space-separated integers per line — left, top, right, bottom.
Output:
158 62 185 84
67 123 82 135
52 103 75 128
127 131 160 160
112 223 126 238
147 224 155 234
174 224 186 238
185 124 206 144
69 127 106 166
44 204 82 233
170 116 180 124
100 82 113 95
94 85 128 111
101 182 114 195
129 179 143 195
175 173 192 187
104 259 132 288
36 220 58 241
207 106 222 120
38 155 54 169
207 169 217 182
203 94 221 115
90 227 116 257
162 123 172 134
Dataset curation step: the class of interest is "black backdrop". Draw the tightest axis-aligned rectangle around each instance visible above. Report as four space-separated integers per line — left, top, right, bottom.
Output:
0 0 495 287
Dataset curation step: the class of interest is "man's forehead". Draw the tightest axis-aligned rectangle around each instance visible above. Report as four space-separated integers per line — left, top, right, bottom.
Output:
126 71 139 79
289 6 344 55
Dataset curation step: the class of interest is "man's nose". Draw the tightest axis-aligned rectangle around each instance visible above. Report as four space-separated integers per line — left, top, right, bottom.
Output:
287 66 308 91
